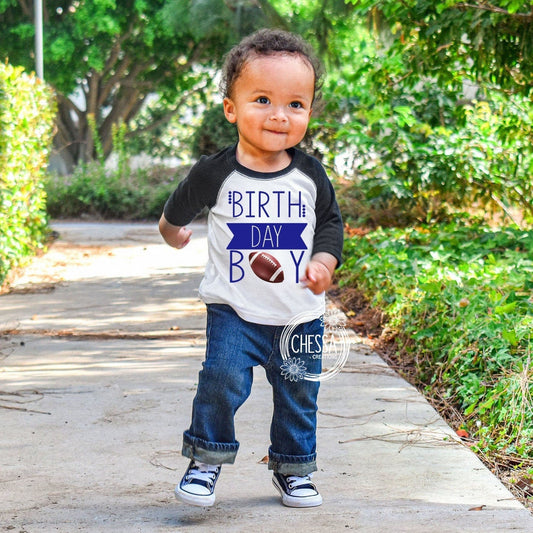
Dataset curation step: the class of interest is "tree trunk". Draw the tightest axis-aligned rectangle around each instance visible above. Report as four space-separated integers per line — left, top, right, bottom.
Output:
49 42 206 172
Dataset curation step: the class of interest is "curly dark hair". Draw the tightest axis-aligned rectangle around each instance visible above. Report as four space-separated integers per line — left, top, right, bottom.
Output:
220 28 324 103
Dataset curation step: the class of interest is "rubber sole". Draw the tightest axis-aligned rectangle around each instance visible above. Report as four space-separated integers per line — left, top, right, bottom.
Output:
272 476 323 508
174 485 215 507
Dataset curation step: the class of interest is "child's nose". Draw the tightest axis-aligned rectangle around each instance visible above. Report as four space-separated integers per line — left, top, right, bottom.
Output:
269 106 288 122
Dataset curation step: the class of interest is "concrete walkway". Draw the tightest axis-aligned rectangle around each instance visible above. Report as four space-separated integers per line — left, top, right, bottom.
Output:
0 221 532 532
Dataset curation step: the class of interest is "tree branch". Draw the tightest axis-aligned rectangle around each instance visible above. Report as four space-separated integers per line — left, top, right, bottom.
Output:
56 92 83 119
54 106 83 169
99 56 133 107
455 3 533 21
56 106 78 145
128 81 209 137
99 83 144 157
254 0 290 29
102 21 137 78
18 0 31 18
490 193 524 227
86 69 101 116
42 1 49 23
124 96 147 123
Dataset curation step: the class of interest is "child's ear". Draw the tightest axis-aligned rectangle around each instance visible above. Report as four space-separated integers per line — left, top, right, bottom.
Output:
223 97 237 123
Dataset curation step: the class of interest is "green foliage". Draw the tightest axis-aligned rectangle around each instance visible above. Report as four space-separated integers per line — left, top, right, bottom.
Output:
334 94 533 226
0 62 56 286
45 162 186 221
347 0 533 96
310 18 533 226
0 1 288 168
162 0 285 47
2 0 187 96
338 223 533 457
270 0 355 57
191 105 238 158
125 80 209 161
0 1 210 166
45 117 189 220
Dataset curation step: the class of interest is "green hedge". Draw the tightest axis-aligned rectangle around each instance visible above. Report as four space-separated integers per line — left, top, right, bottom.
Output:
0 63 56 286
339 223 533 458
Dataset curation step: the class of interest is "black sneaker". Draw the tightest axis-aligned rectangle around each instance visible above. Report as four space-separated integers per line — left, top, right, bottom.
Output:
272 472 323 508
175 460 221 507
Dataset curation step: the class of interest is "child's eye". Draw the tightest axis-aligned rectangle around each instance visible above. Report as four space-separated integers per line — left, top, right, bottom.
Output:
289 101 304 109
256 96 270 104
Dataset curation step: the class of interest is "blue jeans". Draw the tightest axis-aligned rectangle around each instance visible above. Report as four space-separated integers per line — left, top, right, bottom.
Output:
182 304 322 476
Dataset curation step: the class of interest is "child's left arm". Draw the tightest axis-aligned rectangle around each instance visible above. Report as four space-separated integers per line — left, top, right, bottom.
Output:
301 252 338 295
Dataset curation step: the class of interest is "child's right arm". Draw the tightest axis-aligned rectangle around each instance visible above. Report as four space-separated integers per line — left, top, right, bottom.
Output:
159 214 192 249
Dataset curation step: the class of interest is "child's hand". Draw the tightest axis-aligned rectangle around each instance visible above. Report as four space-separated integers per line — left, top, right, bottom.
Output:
159 215 192 249
172 226 193 249
301 253 337 295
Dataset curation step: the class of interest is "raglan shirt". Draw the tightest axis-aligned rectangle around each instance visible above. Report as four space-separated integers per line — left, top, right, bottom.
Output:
163 145 343 326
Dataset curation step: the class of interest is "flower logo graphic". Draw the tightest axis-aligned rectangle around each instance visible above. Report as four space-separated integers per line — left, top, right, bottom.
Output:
279 307 351 382
280 357 307 382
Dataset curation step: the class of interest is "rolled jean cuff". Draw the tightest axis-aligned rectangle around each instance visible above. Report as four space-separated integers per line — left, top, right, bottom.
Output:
267 446 317 475
181 430 239 465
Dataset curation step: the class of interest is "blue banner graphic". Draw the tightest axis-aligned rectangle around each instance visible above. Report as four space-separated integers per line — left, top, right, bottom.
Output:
227 223 307 250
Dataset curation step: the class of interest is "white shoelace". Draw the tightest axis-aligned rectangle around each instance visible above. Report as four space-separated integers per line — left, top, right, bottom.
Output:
186 462 219 485
286 474 314 489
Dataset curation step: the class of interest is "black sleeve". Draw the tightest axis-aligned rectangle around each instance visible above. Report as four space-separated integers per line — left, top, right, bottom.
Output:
310 159 344 268
163 149 230 226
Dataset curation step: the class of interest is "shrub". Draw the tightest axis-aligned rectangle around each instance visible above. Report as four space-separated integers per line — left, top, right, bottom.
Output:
46 119 190 221
312 25 533 227
338 223 533 458
45 162 187 220
0 63 56 286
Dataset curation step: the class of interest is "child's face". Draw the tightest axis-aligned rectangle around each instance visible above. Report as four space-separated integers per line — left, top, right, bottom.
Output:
223 53 314 163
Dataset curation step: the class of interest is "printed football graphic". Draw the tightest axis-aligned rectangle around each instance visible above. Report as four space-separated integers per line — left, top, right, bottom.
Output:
249 252 284 283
